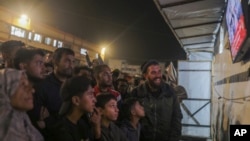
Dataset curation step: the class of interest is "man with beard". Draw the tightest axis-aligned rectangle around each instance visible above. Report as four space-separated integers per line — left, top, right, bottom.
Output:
30 48 75 139
93 64 121 101
131 60 182 141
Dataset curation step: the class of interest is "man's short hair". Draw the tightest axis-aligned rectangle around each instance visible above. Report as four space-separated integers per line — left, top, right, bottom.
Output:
44 62 54 69
121 98 139 120
93 64 110 79
95 93 117 108
13 48 45 69
74 65 91 76
0 40 25 53
141 59 159 74
112 69 120 78
59 76 92 116
116 78 128 85
53 48 74 64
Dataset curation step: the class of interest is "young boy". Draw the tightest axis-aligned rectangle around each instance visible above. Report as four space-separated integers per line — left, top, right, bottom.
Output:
48 76 100 141
95 93 128 141
120 98 145 141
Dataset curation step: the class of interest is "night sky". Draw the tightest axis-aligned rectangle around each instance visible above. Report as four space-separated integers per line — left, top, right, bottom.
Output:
1 0 186 65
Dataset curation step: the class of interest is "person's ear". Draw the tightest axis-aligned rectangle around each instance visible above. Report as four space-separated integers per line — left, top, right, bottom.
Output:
72 96 80 106
98 73 102 80
131 109 136 116
1 52 8 60
52 58 58 67
19 63 26 70
97 107 104 115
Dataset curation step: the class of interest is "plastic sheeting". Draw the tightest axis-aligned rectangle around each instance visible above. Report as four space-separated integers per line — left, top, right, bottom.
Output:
178 61 212 138
165 62 188 101
154 0 226 60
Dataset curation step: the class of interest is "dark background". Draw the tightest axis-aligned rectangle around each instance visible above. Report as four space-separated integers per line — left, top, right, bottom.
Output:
0 0 186 65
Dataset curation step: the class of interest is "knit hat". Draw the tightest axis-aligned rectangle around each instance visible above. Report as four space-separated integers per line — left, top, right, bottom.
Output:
141 59 159 74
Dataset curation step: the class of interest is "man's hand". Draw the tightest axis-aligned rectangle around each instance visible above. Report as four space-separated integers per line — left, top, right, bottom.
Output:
37 106 50 129
90 108 101 139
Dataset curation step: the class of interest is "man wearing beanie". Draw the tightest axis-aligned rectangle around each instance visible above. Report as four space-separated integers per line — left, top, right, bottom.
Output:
131 59 182 141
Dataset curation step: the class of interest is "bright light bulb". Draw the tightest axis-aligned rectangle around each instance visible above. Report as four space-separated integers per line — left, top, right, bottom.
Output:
19 14 29 26
101 47 106 55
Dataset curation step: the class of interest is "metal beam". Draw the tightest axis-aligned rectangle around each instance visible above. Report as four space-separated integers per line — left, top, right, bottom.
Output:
183 41 214 46
184 47 214 50
160 0 205 8
179 33 216 39
191 101 210 117
182 124 210 127
174 20 222 30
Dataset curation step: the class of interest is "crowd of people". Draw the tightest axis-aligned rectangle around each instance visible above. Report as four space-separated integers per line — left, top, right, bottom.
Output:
0 40 183 141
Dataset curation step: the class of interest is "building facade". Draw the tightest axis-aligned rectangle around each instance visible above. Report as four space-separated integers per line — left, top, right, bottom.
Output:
0 6 100 65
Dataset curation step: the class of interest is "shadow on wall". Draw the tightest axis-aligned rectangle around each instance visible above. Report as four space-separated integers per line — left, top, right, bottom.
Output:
213 100 238 141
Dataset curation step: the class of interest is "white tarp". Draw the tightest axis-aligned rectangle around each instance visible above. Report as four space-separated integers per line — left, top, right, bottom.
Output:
178 61 212 138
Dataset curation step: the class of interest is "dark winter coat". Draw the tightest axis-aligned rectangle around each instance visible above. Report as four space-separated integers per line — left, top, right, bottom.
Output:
131 82 182 141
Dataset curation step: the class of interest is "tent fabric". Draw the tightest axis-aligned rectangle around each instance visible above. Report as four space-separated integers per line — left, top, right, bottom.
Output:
154 0 226 60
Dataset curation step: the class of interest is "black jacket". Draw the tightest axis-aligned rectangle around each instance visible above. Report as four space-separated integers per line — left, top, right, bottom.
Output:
27 73 63 139
100 122 128 141
131 82 182 141
47 117 87 141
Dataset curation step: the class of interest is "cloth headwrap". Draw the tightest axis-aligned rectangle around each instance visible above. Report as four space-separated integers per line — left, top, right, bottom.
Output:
0 68 44 141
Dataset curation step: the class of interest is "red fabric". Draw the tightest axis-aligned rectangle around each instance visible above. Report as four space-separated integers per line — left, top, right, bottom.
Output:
93 86 120 99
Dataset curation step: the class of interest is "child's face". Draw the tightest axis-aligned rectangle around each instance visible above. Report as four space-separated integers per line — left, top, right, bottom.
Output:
131 101 145 118
101 99 119 121
79 85 96 113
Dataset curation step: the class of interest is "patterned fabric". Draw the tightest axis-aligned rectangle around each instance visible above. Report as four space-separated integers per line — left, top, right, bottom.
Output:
0 68 44 141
